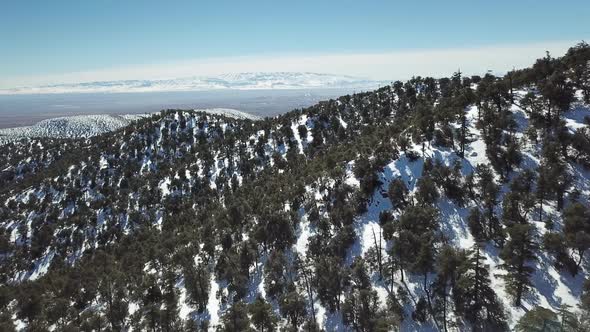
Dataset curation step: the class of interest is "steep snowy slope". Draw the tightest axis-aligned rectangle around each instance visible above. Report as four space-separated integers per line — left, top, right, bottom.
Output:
337 100 590 328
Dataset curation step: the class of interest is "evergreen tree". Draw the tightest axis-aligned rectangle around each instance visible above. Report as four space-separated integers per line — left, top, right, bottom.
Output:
279 290 307 328
543 232 578 276
432 245 462 332
392 206 438 282
467 208 487 242
563 202 590 270
161 270 182 331
218 302 252 332
264 249 292 300
415 176 439 206
184 261 211 313
499 224 538 306
342 288 384 332
314 256 350 312
476 165 500 241
456 244 507 331
249 295 278 332
515 306 560 332
388 177 409 210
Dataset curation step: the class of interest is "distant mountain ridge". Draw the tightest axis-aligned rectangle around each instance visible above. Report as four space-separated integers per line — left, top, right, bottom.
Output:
0 72 386 95
0 108 259 144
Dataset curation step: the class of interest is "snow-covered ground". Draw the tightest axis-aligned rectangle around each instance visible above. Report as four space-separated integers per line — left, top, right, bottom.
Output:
0 108 259 144
0 114 147 144
3 89 589 331
326 101 590 329
194 108 261 121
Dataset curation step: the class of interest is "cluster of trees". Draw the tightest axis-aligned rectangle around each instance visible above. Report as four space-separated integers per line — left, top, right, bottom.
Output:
1 43 590 330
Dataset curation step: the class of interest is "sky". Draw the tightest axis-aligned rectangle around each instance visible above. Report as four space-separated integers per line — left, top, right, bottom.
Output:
1 0 589 89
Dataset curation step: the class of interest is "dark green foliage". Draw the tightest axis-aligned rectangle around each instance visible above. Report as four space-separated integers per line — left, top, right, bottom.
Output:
563 202 590 270
264 249 294 300
543 232 578 276
183 260 211 312
314 256 350 312
279 290 307 328
388 177 409 210
499 224 538 307
475 164 501 243
249 295 278 332
391 205 438 284
455 245 507 330
515 306 560 332
467 208 486 242
218 302 253 332
415 175 439 206
432 245 463 331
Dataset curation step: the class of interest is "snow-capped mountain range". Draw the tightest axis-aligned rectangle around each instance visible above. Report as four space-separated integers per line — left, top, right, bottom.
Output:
0 108 259 144
0 72 386 95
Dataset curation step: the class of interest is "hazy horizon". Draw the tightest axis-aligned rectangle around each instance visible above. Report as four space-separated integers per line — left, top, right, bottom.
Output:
2 1 589 89
0 88 362 129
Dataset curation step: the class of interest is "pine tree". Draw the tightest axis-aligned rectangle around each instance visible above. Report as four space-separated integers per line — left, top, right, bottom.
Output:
184 260 211 313
432 245 462 332
218 302 253 332
388 177 409 210
563 202 590 270
538 140 571 212
515 306 560 332
392 206 438 283
475 164 500 240
342 288 383 332
467 208 487 242
415 176 439 206
499 224 538 307
314 256 350 312
264 249 292 300
279 290 307 328
543 232 578 276
249 295 278 332
564 42 590 103
343 258 385 331
161 270 181 331
456 244 507 331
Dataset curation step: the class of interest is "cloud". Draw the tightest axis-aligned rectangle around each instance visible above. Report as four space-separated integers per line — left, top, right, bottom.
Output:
0 40 582 89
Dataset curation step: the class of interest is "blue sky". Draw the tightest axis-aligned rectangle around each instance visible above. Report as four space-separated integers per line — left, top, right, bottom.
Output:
1 0 589 88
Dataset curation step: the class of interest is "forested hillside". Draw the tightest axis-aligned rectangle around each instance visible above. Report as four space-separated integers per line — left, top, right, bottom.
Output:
1 43 590 331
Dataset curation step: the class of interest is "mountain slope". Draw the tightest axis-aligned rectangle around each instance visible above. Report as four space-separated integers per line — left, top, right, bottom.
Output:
1 44 590 331
0 109 260 145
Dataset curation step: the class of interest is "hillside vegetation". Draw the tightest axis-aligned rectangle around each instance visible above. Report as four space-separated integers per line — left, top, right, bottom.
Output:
1 43 590 331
